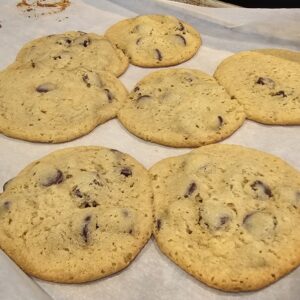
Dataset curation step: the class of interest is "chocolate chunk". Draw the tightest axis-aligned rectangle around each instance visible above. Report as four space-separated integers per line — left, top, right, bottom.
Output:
251 180 273 198
271 90 287 97
256 77 275 89
217 116 223 127
155 49 162 61
82 74 91 88
104 89 113 103
36 83 57 93
121 167 132 177
156 219 161 231
42 169 64 187
137 95 151 101
184 182 197 197
3 178 13 192
174 34 186 46
82 215 91 243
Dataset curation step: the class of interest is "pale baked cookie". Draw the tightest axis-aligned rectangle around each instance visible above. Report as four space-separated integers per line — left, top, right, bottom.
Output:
151 144 300 291
15 31 129 77
0 63 128 143
118 68 245 147
105 15 201 67
214 51 300 125
0 146 153 283
252 48 300 64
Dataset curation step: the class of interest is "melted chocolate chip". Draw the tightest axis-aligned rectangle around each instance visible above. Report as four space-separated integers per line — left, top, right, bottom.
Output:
155 49 162 61
175 34 186 46
256 77 275 88
121 167 132 177
156 219 161 231
81 38 91 47
82 74 91 87
137 95 151 101
251 180 273 198
66 39 72 44
31 61 35 68
36 83 57 93
219 215 229 226
42 169 64 187
104 89 113 103
271 90 287 97
184 182 197 197
82 215 91 243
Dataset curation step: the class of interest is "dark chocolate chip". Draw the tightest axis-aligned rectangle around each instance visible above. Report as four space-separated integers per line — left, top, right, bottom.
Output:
155 49 162 61
133 86 140 92
256 77 275 88
82 74 91 87
65 39 72 44
31 61 35 68
137 95 151 101
81 38 91 47
217 116 223 127
42 169 64 187
184 182 197 197
175 34 186 46
82 215 91 243
156 219 161 231
104 89 113 103
121 167 132 177
251 180 273 198
96 223 100 229
271 90 287 97
36 83 57 93
53 55 62 60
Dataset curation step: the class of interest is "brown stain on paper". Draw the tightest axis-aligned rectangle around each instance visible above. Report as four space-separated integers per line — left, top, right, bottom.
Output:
17 0 70 12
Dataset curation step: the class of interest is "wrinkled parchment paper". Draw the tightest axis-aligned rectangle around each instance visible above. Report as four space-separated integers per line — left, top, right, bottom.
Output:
0 0 299 299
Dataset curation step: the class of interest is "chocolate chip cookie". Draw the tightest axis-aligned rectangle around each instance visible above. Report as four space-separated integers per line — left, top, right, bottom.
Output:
0 62 128 143
0 146 153 283
105 15 201 67
151 144 300 291
214 51 300 125
118 68 245 147
16 31 129 77
252 48 300 64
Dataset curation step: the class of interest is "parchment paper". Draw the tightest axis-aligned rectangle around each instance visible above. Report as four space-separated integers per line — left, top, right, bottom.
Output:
0 0 299 299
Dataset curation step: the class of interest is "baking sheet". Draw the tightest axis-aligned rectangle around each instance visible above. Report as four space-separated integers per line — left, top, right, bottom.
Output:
0 0 300 299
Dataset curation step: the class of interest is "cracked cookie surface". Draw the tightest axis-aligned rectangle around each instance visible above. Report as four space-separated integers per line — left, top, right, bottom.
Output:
150 144 300 291
214 50 300 124
105 15 201 67
118 68 245 147
15 31 129 77
0 146 153 283
0 63 128 143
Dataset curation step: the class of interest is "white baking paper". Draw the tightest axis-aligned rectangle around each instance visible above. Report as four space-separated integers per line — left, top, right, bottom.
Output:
0 0 299 299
